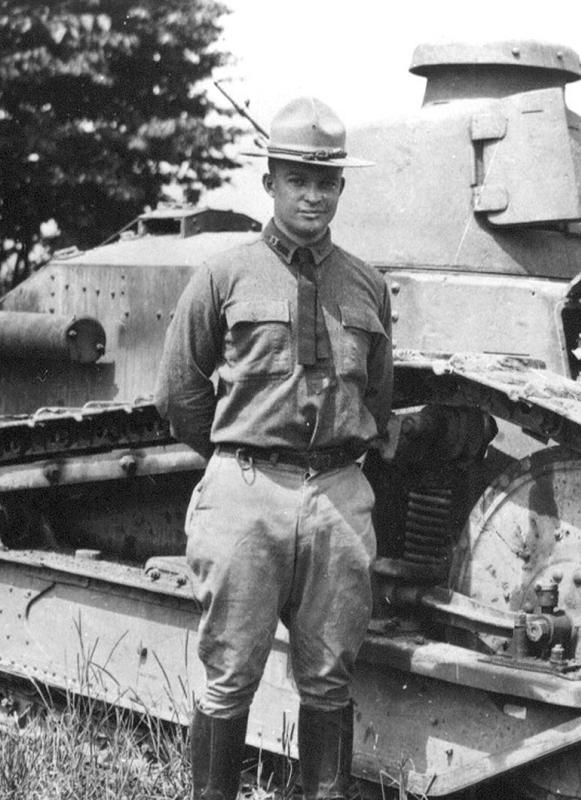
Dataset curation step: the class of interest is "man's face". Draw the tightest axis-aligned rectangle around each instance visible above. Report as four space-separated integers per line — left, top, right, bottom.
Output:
263 161 344 244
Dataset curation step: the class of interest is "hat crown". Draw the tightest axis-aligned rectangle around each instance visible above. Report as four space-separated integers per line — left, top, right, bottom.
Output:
240 96 372 167
270 97 346 154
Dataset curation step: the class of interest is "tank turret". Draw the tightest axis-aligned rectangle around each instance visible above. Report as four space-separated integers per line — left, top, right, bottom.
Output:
337 40 581 273
331 41 581 390
411 40 581 100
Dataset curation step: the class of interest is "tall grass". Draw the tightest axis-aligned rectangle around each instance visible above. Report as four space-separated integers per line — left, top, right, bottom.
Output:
0 685 192 800
0 677 383 800
0 682 302 800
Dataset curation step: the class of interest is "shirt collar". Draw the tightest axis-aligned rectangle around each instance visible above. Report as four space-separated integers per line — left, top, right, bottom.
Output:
263 219 334 266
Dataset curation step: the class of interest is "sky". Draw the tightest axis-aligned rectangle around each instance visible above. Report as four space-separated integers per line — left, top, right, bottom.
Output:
203 0 581 218
213 0 581 126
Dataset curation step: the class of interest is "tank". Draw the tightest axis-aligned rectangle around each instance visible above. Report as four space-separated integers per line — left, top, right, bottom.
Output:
4 39 581 799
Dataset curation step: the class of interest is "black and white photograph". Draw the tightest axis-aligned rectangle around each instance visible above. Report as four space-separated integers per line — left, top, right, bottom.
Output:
1 2 581 799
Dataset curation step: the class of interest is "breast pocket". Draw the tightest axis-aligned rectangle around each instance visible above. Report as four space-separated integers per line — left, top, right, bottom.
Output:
224 300 292 381
339 305 387 383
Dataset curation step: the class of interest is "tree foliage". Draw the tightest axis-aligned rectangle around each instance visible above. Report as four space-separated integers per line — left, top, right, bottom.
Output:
0 0 238 288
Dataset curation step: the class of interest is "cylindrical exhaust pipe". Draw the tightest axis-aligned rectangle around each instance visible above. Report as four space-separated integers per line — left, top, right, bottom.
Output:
0 312 106 363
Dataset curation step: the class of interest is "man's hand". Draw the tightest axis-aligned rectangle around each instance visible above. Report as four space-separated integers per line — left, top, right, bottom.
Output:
369 415 402 461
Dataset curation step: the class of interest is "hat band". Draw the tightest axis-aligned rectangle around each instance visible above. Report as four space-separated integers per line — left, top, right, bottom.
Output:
267 145 347 161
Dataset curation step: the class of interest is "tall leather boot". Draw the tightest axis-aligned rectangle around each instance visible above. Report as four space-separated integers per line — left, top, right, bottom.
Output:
298 701 354 800
190 705 249 800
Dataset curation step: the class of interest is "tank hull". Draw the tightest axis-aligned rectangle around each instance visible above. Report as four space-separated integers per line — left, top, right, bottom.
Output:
3 544 581 797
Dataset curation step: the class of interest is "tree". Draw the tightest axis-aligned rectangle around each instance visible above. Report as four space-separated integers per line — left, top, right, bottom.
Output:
0 0 239 289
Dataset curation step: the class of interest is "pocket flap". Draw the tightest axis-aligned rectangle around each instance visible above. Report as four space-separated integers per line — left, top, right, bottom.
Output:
226 300 290 327
339 305 387 336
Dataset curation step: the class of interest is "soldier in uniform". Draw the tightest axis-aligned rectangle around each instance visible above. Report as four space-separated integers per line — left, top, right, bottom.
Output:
155 96 393 800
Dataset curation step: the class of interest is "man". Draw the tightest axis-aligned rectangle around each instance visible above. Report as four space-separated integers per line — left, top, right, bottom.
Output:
155 96 393 800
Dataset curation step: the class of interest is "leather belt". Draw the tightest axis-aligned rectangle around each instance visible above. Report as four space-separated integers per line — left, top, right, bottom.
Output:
215 443 364 472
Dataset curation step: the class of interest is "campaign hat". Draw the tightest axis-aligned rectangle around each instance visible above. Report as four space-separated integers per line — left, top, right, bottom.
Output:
243 97 373 168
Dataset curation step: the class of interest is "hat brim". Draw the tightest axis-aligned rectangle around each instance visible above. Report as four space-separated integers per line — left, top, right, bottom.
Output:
240 149 374 168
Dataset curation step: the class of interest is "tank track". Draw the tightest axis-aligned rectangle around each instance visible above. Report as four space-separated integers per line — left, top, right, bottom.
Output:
0 401 170 465
1 352 580 470
393 351 581 453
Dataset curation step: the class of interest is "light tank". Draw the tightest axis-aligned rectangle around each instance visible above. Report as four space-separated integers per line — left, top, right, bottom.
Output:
3 39 581 800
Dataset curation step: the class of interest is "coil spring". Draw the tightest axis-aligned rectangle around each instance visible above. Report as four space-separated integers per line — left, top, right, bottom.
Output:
402 486 453 568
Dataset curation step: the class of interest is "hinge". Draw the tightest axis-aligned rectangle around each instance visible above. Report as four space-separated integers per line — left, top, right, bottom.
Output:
471 112 508 141
473 185 509 213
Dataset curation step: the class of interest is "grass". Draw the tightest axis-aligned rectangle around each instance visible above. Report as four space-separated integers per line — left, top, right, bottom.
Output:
0 681 305 800
0 680 392 800
0 684 192 800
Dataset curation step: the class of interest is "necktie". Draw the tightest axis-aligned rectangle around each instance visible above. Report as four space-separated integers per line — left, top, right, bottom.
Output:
295 247 317 366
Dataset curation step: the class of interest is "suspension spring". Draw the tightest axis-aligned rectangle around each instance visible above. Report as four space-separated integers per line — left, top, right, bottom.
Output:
403 486 453 569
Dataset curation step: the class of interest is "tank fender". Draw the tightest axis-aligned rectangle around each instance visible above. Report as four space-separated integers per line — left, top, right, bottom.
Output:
407 713 581 797
393 351 581 453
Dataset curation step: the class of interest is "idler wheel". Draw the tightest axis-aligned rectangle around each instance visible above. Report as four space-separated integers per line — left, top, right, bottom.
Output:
449 446 581 800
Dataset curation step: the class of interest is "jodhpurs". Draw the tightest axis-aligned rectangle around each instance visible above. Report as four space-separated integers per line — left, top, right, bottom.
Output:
185 451 377 718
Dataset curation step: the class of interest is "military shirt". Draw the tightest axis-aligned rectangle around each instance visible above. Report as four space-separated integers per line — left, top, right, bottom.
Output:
154 219 393 457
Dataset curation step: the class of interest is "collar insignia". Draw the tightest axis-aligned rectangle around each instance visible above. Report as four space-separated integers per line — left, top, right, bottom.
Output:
268 235 291 259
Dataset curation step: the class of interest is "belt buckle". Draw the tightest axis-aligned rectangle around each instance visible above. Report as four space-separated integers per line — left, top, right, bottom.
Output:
308 451 331 471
